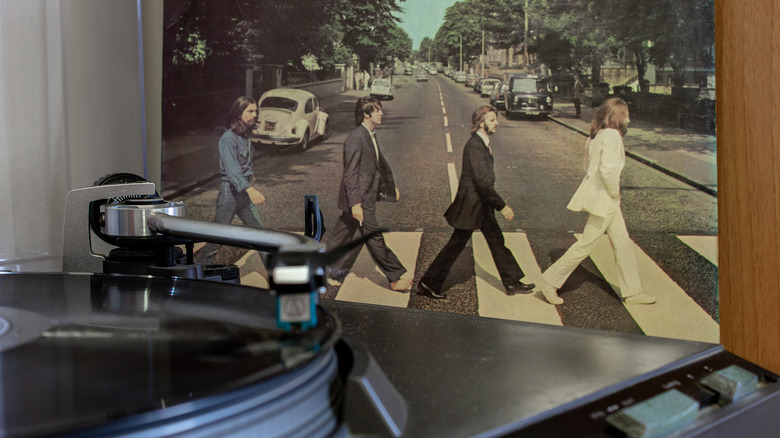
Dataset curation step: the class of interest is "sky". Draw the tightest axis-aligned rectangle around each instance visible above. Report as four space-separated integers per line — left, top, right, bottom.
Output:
397 0 458 50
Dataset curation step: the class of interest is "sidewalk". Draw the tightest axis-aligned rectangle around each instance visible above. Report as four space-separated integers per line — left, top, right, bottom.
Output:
550 102 717 196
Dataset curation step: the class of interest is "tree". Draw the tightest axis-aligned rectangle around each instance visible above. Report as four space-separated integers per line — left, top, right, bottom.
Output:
530 0 714 90
163 0 409 81
531 0 623 82
424 0 714 93
648 0 715 90
163 0 338 95
386 23 414 64
329 0 406 68
482 0 526 51
416 37 434 63
433 1 487 70
313 22 358 71
161 0 405 134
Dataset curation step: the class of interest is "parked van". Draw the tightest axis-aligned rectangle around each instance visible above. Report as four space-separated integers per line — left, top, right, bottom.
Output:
505 74 554 119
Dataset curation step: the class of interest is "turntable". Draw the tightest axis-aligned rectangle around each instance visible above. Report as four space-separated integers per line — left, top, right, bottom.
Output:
1 176 779 437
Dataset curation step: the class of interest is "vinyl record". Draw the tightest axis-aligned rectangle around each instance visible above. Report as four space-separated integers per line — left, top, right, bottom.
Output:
0 272 341 437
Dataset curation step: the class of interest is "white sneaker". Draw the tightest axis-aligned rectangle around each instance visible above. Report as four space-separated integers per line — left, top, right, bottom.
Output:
624 293 656 304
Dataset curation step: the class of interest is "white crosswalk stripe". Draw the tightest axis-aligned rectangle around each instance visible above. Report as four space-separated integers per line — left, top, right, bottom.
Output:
334 232 420 308
586 234 719 343
678 235 718 266
473 232 563 325
226 231 719 343
236 250 270 289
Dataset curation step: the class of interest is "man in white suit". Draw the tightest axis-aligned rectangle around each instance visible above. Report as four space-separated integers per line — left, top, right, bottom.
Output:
538 98 656 306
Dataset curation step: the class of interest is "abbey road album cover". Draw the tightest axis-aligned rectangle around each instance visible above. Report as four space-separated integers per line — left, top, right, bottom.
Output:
160 0 717 343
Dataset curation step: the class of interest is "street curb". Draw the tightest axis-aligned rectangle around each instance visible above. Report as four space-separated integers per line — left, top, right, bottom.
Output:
162 173 219 200
549 116 717 197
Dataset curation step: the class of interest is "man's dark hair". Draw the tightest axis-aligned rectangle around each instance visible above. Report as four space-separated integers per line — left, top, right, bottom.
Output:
227 96 256 136
470 105 498 134
354 96 382 126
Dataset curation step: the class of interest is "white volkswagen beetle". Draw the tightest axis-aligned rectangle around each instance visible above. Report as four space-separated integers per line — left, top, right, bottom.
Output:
252 88 329 151
370 78 394 100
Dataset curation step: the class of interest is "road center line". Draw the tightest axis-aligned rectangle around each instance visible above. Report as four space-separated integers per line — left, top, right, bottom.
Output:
448 162 458 202
439 79 455 200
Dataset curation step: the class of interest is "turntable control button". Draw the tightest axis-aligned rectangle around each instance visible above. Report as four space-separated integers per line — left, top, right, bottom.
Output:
605 389 698 438
699 365 759 406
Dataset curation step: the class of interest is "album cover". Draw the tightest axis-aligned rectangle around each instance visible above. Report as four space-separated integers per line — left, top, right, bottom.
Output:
160 0 717 343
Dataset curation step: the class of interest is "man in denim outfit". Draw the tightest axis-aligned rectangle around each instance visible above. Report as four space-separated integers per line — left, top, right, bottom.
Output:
196 96 266 264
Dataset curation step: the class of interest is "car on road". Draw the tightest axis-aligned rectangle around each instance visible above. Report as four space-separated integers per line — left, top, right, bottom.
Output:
454 71 467 83
479 78 500 97
489 82 509 109
370 78 394 100
416 70 428 82
504 74 554 119
252 88 329 151
465 74 479 87
474 77 486 93
404 66 413 75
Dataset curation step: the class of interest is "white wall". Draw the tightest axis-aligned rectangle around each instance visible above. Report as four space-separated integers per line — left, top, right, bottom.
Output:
0 0 146 271
142 0 162 188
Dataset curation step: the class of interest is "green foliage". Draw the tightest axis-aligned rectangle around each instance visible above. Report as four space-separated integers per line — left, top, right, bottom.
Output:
647 0 715 87
482 0 526 50
385 23 414 64
415 37 433 62
172 30 210 65
433 1 487 67
329 0 407 67
163 0 407 84
457 0 714 86
162 0 713 93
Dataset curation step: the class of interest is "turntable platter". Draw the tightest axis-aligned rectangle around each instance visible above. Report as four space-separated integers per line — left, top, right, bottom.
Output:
0 273 340 437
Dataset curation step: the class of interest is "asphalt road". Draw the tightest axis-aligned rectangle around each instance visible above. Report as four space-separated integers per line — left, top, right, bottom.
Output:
174 74 719 343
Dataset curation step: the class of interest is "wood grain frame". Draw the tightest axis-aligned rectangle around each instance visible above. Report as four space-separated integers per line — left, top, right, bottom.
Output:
717 0 780 373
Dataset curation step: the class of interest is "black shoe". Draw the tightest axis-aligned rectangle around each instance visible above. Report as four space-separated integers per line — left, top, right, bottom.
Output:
415 282 447 300
505 282 535 296
326 268 347 287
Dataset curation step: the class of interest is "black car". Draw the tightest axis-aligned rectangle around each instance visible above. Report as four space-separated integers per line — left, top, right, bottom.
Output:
504 74 554 119
490 82 509 109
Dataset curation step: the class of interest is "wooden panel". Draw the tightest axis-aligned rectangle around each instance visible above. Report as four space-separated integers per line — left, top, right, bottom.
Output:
717 0 780 373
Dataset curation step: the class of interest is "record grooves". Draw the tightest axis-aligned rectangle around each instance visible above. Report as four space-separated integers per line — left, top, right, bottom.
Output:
0 273 341 437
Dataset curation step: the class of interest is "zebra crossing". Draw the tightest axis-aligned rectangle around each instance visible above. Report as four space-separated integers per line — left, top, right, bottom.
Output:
179 77 719 346
330 232 421 309
474 233 563 326
213 230 719 344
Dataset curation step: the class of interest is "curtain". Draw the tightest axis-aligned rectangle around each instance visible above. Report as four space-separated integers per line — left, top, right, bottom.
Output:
0 0 146 272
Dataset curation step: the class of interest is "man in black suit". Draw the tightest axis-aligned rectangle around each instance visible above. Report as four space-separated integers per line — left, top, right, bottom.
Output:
326 96 412 292
416 105 534 300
